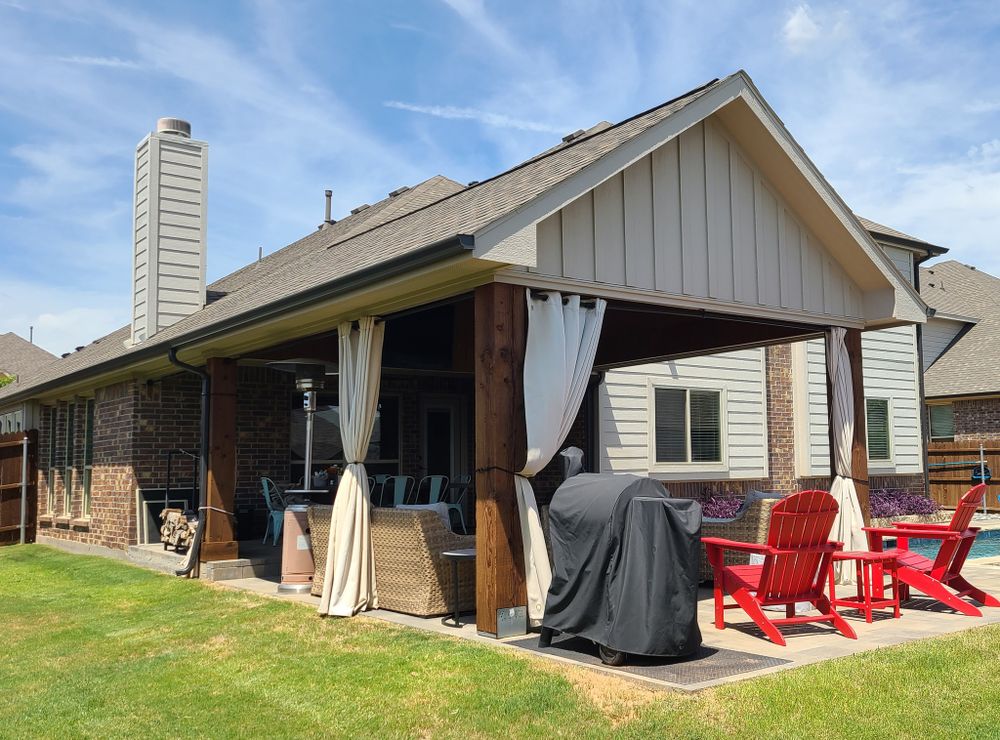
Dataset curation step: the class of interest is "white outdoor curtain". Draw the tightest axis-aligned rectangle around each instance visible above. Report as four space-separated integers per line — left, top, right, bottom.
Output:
517 291 607 624
827 326 868 584
319 316 385 617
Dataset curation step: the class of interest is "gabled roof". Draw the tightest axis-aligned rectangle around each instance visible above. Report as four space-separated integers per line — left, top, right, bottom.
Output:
921 260 1000 398
0 70 926 405
857 217 947 256
0 333 57 384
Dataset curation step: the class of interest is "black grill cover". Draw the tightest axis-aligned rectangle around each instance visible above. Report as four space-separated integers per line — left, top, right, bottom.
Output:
542 473 702 657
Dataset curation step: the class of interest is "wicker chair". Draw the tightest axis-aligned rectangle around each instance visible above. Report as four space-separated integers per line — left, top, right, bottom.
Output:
308 505 476 617
698 491 783 582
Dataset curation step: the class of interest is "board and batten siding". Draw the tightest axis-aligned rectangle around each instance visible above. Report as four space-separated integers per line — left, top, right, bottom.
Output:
600 348 768 480
532 116 865 322
922 316 966 370
793 325 924 476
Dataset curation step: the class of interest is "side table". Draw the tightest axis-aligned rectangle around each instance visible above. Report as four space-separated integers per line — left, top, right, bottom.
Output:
829 550 901 623
440 548 476 627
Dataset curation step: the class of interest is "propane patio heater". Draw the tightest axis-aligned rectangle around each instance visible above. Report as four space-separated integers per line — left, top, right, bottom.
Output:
267 359 333 594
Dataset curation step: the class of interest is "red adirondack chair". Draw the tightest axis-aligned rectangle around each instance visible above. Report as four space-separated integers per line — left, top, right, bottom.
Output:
704 490 856 646
864 484 999 617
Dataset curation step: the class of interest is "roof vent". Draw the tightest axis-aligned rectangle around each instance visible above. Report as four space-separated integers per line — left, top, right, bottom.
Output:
350 203 371 215
156 117 192 138
467 180 479 187
562 129 585 143
75 346 84 352
389 185 410 197
61 352 70 358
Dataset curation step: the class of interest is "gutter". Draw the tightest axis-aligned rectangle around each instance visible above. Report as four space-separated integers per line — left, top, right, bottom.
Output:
0 235 475 406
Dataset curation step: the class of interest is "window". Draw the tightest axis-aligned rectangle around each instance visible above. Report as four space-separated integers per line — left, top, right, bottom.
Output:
64 402 75 514
82 399 95 517
928 404 955 441
289 393 400 483
653 387 723 465
866 398 891 462
46 407 56 513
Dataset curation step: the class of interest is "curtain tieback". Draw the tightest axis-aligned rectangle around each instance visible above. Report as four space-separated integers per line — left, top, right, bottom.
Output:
836 473 870 486
345 460 363 465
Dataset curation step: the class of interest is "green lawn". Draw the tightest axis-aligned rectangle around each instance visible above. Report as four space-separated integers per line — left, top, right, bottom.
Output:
2 546 998 739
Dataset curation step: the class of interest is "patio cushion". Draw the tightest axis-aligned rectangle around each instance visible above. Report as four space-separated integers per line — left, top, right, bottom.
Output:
308 505 475 617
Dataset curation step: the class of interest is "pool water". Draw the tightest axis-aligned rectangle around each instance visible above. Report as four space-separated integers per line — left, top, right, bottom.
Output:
891 529 1000 560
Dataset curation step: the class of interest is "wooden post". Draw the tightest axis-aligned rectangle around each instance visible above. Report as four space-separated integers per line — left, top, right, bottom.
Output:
201 357 238 561
845 328 871 526
827 329 871 526
474 282 528 636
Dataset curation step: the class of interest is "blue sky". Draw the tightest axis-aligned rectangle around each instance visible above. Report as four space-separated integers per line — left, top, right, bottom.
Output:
1 0 999 355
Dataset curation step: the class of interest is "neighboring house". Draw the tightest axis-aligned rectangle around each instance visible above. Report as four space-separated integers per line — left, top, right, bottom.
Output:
600 219 946 497
919 260 1000 442
0 332 57 432
0 72 926 634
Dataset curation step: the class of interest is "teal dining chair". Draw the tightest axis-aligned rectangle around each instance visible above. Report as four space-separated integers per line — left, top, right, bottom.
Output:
261 477 286 546
383 475 415 507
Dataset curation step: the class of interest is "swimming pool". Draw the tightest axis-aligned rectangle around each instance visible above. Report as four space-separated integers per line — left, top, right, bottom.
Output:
888 528 1000 560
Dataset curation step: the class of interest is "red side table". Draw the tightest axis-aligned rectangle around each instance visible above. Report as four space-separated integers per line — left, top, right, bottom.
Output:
828 550 901 623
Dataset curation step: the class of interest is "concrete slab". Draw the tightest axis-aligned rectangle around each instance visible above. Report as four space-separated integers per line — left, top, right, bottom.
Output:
213 557 1000 693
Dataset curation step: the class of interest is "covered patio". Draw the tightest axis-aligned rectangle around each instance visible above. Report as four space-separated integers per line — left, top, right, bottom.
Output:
154 72 930 640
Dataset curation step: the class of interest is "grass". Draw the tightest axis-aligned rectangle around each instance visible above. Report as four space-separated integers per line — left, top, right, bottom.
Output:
2 546 999 739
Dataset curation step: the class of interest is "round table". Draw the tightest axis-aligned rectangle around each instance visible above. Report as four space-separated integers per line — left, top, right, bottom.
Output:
440 548 476 627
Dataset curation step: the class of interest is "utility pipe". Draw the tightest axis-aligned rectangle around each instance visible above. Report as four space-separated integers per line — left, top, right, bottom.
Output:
19 433 28 545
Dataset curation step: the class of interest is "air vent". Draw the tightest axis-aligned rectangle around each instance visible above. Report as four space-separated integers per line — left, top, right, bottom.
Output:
562 129 585 143
350 204 371 215
388 185 410 197
467 180 479 186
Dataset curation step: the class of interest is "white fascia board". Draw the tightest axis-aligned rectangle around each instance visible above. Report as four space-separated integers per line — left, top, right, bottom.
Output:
471 75 747 260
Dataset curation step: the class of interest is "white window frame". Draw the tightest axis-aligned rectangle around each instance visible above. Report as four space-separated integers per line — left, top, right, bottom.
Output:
647 379 729 475
865 395 894 468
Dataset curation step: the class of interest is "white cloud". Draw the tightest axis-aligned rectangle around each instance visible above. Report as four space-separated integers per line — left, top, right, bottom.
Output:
384 100 566 134
54 55 142 69
783 5 821 51
0 278 126 357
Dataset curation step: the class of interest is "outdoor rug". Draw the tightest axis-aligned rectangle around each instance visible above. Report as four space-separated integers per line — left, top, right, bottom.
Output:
508 635 790 686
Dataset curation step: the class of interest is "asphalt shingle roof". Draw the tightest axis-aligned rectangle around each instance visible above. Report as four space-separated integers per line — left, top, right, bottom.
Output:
0 75 726 404
921 260 1000 397
0 333 57 385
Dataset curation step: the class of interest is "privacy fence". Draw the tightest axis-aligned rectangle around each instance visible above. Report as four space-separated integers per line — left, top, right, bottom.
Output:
928 440 999 512
0 430 37 545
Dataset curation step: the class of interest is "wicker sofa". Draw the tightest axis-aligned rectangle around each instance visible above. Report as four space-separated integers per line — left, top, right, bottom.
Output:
699 490 783 582
308 505 476 617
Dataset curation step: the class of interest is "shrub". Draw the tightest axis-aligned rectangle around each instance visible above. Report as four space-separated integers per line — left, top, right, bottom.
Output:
700 493 744 519
870 488 940 519
0 374 13 389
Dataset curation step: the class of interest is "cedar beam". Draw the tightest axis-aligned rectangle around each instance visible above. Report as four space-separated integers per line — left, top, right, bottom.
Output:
474 283 528 636
202 357 238 562
845 328 871 526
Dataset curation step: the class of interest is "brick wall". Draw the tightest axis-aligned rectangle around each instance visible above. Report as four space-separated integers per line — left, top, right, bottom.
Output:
38 381 142 550
235 366 293 536
954 397 1000 442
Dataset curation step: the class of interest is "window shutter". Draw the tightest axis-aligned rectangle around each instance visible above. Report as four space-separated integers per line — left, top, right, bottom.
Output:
654 388 687 463
928 404 955 441
690 390 722 462
866 398 891 461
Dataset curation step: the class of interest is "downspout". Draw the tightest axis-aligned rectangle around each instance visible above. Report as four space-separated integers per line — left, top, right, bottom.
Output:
167 347 210 576
913 251 934 498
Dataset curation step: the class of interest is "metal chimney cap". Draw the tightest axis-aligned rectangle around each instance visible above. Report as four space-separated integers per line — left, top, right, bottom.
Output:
156 117 192 138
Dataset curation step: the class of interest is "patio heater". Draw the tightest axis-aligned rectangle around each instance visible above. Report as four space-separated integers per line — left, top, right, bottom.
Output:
267 359 332 595
267 359 330 488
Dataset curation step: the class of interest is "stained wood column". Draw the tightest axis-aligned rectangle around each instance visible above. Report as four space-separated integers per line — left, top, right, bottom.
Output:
474 282 528 636
201 357 238 562
827 328 871 526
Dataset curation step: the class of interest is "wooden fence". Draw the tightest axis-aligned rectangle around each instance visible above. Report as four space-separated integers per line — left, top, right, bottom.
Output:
927 440 999 512
0 430 37 546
